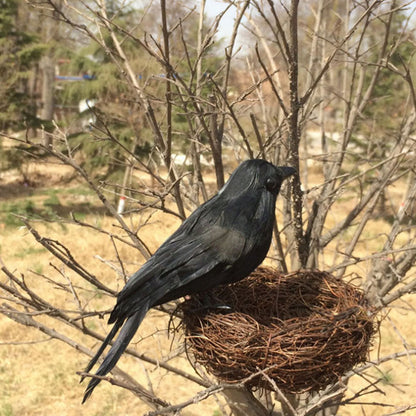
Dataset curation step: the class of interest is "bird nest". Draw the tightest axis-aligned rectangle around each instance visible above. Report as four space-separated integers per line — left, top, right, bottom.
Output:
181 267 377 393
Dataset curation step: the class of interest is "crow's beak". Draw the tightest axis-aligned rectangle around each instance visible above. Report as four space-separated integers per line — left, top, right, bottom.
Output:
277 166 297 179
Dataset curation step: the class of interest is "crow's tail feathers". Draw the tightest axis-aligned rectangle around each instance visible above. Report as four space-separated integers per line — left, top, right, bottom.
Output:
82 306 148 403
81 320 123 383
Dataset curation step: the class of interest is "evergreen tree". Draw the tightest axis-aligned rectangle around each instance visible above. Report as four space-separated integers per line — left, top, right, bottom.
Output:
56 5 154 178
356 9 415 157
57 1 222 178
0 0 45 131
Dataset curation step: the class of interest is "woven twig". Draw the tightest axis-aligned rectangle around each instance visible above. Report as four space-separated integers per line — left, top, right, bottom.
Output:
181 268 376 393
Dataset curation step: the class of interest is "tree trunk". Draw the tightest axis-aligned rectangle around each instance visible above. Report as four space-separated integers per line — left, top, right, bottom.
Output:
222 387 269 416
40 55 55 120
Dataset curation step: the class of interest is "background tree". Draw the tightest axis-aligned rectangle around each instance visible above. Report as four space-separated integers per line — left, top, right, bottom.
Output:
0 0 43 132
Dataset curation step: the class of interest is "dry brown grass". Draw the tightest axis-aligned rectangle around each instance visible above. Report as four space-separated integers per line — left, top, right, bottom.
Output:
0 170 415 416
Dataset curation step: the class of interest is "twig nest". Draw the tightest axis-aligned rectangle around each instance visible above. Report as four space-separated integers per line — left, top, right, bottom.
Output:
181 268 376 393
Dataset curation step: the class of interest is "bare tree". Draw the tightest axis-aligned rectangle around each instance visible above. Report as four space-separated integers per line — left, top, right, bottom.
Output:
1 0 416 415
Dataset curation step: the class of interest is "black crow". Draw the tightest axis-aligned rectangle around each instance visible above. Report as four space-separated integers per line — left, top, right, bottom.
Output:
82 159 295 401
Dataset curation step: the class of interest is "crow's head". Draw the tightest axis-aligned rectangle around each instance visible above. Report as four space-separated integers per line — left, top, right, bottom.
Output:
219 159 296 198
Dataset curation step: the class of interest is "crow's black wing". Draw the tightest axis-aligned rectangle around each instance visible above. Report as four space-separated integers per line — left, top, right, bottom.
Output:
109 220 247 323
109 192 262 323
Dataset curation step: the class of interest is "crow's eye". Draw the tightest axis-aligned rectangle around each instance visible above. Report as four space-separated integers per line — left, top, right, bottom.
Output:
265 177 279 193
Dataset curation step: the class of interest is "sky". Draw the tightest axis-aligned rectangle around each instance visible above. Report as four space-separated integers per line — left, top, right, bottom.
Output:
204 0 239 40
203 0 250 53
